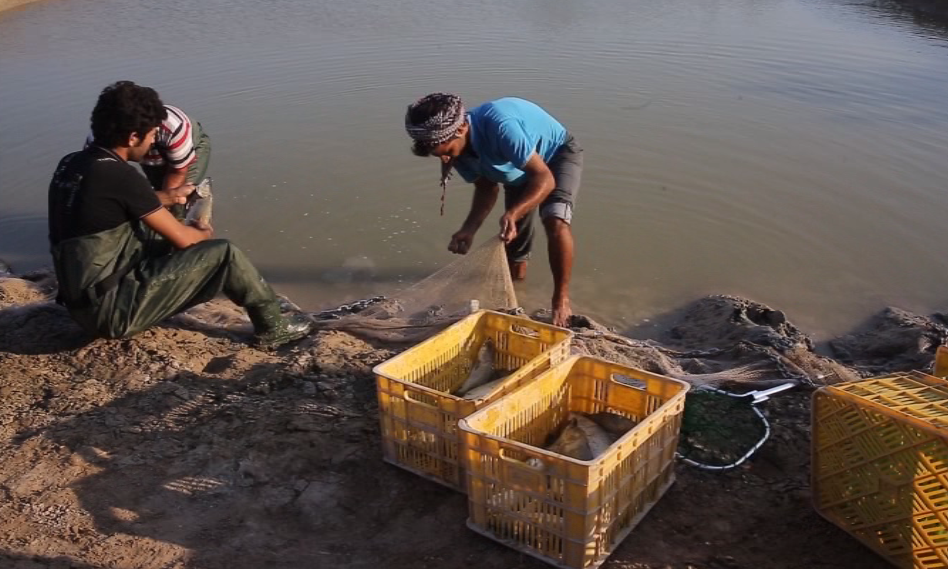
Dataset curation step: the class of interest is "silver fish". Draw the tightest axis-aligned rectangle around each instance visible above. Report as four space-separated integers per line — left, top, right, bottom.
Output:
545 416 593 461
462 376 505 400
194 176 212 199
572 414 614 458
455 339 496 396
185 177 213 226
543 413 620 461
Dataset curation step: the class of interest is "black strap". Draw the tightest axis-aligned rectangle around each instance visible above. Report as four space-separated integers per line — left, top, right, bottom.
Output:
93 259 137 298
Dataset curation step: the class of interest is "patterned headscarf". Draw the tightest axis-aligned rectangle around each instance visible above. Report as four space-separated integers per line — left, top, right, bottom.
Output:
404 93 466 145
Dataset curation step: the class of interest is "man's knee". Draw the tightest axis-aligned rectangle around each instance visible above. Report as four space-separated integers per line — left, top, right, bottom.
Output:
193 238 236 258
542 215 571 238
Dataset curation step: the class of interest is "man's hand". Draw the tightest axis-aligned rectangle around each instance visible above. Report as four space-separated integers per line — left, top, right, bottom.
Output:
156 183 195 207
142 207 211 249
499 212 518 243
448 227 476 255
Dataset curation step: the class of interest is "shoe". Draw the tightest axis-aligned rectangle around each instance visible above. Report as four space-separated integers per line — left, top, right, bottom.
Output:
253 313 314 348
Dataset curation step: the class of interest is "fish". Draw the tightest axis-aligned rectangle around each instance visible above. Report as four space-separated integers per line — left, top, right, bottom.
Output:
542 413 620 461
462 376 505 400
454 339 496 396
194 176 212 199
585 411 637 438
545 416 593 461
572 414 615 458
185 177 213 226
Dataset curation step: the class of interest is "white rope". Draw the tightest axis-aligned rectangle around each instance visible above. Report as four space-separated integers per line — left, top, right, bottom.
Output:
676 383 793 471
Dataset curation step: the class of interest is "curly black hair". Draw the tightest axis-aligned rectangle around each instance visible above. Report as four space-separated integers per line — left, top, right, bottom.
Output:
90 81 167 148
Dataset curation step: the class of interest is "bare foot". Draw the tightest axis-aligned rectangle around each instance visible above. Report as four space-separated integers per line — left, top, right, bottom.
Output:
552 296 572 328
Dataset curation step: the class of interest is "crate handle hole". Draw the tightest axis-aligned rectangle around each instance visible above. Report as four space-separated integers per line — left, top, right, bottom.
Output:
613 373 647 389
510 324 541 339
404 389 442 409
499 447 544 469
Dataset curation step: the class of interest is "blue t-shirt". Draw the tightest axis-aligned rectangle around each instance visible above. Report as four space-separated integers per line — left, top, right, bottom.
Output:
453 98 568 187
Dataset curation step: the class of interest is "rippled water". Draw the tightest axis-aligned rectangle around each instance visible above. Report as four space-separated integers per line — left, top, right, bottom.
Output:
2 0 947 339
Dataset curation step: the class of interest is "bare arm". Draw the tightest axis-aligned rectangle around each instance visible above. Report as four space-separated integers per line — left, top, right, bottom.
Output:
500 153 555 242
141 207 212 249
162 166 189 191
461 177 500 232
153 163 194 206
507 153 554 220
448 177 499 255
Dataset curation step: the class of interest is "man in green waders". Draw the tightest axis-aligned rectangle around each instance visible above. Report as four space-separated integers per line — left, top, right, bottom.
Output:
49 81 312 348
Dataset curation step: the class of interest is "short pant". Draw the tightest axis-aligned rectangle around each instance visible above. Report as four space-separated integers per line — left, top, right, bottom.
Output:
504 133 583 262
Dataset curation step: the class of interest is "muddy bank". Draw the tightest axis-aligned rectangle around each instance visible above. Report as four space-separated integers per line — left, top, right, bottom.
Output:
3 271 946 568
0 0 43 14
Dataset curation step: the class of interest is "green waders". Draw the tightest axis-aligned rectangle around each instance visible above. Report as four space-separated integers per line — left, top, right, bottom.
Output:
51 221 285 339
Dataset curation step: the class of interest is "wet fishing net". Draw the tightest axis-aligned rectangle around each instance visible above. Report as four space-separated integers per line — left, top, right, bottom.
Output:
568 295 865 391
305 238 518 343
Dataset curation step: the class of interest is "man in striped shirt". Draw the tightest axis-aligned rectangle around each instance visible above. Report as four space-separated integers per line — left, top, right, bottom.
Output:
140 104 211 195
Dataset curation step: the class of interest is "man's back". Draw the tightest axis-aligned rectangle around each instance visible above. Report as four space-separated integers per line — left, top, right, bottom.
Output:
454 97 568 186
49 146 161 246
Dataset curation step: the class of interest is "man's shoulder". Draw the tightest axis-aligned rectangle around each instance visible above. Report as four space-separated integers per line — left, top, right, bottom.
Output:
83 148 131 171
163 105 192 126
54 148 117 176
471 98 542 133
472 97 537 117
73 149 149 190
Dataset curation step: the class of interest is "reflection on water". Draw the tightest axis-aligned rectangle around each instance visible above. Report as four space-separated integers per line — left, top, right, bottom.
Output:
1 0 947 340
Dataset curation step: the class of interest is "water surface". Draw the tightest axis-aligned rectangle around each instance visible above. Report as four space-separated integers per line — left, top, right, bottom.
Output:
2 0 947 339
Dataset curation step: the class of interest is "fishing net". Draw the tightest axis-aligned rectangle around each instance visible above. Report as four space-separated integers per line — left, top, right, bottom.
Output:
305 238 518 344
569 295 864 390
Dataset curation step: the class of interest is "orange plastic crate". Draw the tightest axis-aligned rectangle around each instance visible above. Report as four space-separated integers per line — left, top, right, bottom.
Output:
374 310 572 491
813 358 948 569
459 356 689 569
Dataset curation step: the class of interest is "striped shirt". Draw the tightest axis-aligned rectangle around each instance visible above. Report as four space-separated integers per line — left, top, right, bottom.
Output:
84 105 197 170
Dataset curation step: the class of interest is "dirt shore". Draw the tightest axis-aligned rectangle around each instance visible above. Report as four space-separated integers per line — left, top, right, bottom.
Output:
0 0 42 14
4 269 946 569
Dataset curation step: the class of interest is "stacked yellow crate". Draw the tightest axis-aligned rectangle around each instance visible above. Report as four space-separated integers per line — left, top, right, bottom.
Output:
374 311 691 568
373 310 573 491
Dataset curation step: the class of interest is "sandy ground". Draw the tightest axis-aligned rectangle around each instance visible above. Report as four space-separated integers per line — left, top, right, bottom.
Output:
4 269 947 569
0 0 44 14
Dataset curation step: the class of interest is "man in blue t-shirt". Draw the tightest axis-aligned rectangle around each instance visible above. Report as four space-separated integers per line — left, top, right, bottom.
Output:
404 93 583 327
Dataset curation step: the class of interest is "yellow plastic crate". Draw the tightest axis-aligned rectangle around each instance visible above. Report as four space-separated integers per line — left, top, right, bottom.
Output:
374 310 573 491
813 351 948 569
458 355 690 569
